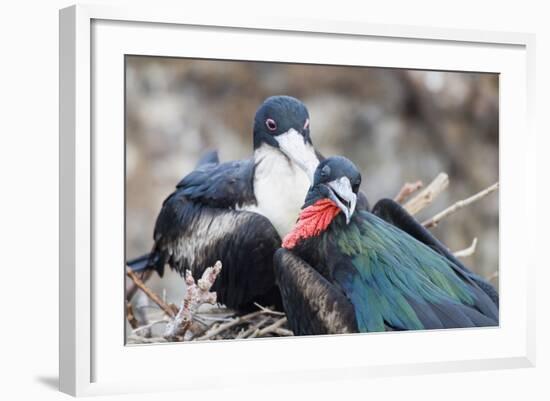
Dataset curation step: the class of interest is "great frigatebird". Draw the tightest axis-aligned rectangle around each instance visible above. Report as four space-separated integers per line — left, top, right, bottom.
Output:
275 156 499 335
128 95 495 314
128 96 322 311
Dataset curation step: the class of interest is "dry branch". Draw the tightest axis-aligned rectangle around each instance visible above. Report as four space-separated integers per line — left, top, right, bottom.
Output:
126 269 153 302
403 173 449 215
132 319 169 334
240 316 272 339
126 303 139 329
273 327 294 336
453 238 478 258
129 314 293 343
253 302 286 316
194 307 292 340
257 317 288 337
126 266 176 318
196 310 265 341
422 183 499 228
394 180 424 204
164 261 222 340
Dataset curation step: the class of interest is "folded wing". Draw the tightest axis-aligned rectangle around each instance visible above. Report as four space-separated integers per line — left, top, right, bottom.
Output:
148 157 282 311
333 211 498 332
372 198 499 306
274 249 358 335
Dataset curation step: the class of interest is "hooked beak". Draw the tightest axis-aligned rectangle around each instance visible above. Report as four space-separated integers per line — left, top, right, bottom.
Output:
274 128 319 182
326 177 357 224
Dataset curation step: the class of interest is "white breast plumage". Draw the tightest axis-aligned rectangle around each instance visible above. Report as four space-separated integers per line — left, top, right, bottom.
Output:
240 145 312 237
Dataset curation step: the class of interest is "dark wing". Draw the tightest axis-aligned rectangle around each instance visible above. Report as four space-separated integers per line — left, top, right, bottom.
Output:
332 211 498 332
131 153 282 311
372 198 498 306
175 158 256 209
274 249 358 335
152 191 282 311
127 150 221 274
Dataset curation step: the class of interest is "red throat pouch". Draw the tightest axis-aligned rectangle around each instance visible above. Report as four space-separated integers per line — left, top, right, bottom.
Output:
282 199 341 249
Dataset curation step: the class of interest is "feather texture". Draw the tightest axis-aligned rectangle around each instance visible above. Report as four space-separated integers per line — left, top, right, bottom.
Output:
372 198 499 305
285 209 499 333
329 211 498 331
176 158 256 209
274 249 358 335
152 192 282 310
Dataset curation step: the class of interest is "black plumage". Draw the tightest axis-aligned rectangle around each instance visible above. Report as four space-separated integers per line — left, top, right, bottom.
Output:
371 198 499 305
128 94 489 316
275 156 499 335
175 158 257 209
128 96 321 311
274 249 358 334
151 193 282 310
129 152 282 311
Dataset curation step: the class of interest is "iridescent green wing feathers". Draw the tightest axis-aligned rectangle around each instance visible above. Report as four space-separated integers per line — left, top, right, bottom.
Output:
333 211 498 332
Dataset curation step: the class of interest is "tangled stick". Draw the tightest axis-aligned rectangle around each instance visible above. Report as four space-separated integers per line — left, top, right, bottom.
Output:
397 173 498 232
255 317 288 337
126 267 176 318
194 305 293 341
126 269 153 302
126 261 291 342
403 173 449 215
164 261 222 340
395 174 498 259
394 180 424 204
422 183 499 228
126 303 139 329
253 302 286 316
453 238 478 258
195 310 265 341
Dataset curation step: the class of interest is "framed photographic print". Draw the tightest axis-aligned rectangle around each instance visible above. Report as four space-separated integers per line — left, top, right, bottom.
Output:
59 4 536 396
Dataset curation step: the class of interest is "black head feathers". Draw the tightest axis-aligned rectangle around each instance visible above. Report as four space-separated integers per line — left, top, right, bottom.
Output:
253 96 311 149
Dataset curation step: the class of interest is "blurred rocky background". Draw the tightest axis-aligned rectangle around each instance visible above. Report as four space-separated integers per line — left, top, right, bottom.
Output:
126 56 499 306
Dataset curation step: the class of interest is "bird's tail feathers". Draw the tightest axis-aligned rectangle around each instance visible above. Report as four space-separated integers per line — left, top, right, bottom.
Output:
127 252 164 277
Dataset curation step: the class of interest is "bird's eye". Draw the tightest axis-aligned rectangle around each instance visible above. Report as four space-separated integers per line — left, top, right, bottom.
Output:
303 118 310 130
321 165 331 178
265 118 277 132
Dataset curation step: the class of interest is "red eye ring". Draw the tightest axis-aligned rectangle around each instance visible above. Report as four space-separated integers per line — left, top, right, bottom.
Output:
304 118 310 130
265 118 277 131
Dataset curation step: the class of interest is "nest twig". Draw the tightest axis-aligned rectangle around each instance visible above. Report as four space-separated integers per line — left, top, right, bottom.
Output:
164 261 222 340
422 183 499 228
394 180 424 204
126 261 293 342
402 173 449 215
453 237 478 258
126 267 177 318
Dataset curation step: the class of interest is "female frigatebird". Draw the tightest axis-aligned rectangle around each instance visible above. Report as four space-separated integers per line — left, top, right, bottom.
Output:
275 156 499 335
128 96 321 311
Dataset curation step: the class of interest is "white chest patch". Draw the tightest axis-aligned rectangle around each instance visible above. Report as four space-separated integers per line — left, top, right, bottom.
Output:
241 146 313 237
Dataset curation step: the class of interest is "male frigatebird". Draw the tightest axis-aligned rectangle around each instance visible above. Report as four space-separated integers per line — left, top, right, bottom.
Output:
128 96 321 311
275 156 499 335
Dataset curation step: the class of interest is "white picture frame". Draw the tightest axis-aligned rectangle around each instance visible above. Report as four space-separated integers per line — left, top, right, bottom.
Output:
59 4 536 397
